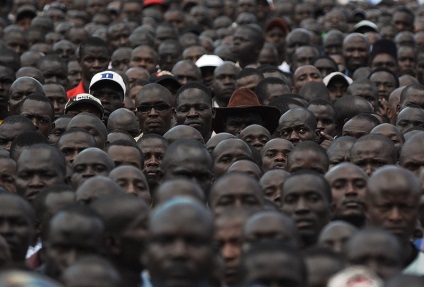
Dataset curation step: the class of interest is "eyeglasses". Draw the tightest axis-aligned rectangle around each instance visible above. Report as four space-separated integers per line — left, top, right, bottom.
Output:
136 103 172 113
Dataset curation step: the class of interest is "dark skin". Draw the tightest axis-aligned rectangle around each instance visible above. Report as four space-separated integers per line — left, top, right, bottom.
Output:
146 200 214 287
209 173 264 216
78 45 110 93
281 174 331 248
367 166 420 267
213 138 252 178
57 131 96 166
0 194 34 264
261 139 294 172
109 166 151 204
278 108 318 146
138 137 168 190
45 211 104 280
318 221 358 254
325 163 367 226
239 124 271 152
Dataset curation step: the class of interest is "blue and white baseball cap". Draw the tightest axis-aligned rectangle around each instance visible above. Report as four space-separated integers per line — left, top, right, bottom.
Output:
89 71 126 95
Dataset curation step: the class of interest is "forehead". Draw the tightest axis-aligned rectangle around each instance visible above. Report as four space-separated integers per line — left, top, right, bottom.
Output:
82 45 109 56
110 167 145 180
240 125 269 136
0 196 30 215
370 71 396 82
21 99 51 112
150 208 211 234
68 116 99 130
133 47 155 57
262 139 293 151
18 149 58 168
139 138 167 150
11 80 40 93
74 151 109 165
260 171 289 185
215 64 237 75
178 89 209 103
215 140 250 156
295 66 320 77
344 36 367 47
284 174 327 194
308 104 334 115
215 175 260 195
326 165 366 181
280 110 313 125
398 108 424 120
138 87 171 103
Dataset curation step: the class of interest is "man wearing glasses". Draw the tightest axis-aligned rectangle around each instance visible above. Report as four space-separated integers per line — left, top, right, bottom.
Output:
135 83 174 136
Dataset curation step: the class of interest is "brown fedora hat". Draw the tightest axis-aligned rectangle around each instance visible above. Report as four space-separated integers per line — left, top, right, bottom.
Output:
212 88 281 133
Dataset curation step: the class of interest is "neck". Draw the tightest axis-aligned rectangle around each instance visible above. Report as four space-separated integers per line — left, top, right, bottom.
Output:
402 241 417 267
117 267 142 287
82 76 90 93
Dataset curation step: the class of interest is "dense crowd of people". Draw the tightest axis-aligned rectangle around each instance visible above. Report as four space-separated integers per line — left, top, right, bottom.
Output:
0 0 423 286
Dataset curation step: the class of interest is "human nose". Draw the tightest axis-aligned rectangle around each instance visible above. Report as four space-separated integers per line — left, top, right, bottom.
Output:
28 175 44 187
222 243 238 261
388 207 402 222
288 130 300 141
294 198 309 214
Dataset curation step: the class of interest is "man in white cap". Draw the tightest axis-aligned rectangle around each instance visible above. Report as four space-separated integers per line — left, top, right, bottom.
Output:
89 71 126 123
323 71 353 102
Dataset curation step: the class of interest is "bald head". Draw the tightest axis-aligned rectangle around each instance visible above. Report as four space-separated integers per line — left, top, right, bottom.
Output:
154 178 205 204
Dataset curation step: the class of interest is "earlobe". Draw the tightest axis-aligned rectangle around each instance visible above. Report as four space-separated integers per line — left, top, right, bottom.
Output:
211 108 216 118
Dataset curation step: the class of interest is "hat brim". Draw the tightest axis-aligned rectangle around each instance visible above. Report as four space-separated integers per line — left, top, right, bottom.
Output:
65 100 104 115
212 106 281 134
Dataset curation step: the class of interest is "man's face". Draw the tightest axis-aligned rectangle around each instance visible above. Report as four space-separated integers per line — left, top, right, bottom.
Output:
371 54 398 74
214 216 244 286
323 35 342 56
71 150 113 188
369 71 397 100
392 11 413 32
346 232 402 280
350 140 394 176
232 28 258 62
67 116 105 149
400 142 424 177
158 43 180 72
176 89 213 140
259 170 290 204
224 113 264 136
313 58 337 78
308 104 336 136
0 196 33 263
0 158 16 193
213 139 252 178
53 42 76 63
58 132 96 166
347 84 378 110
109 167 151 203
239 125 270 152
400 88 424 109
111 49 131 72
279 109 316 145
16 149 65 203
68 61 82 89
326 164 367 220
210 174 263 215
79 46 110 81
107 145 143 169
327 79 349 102
211 64 238 106
92 82 124 116
38 60 68 87
342 36 369 73
292 47 319 71
147 210 213 287
286 32 310 63
367 175 419 244
281 174 331 246
163 148 213 195
49 117 71 145
288 150 328 175
261 139 293 171
138 138 166 187
342 118 376 139
172 63 201 85
19 99 53 138
44 84 67 118
130 48 157 74
293 66 322 92
46 212 103 279
135 88 174 136
318 223 357 253
243 252 305 287
0 67 14 109
8 80 42 115
397 46 415 76
0 123 33 152
108 23 130 51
